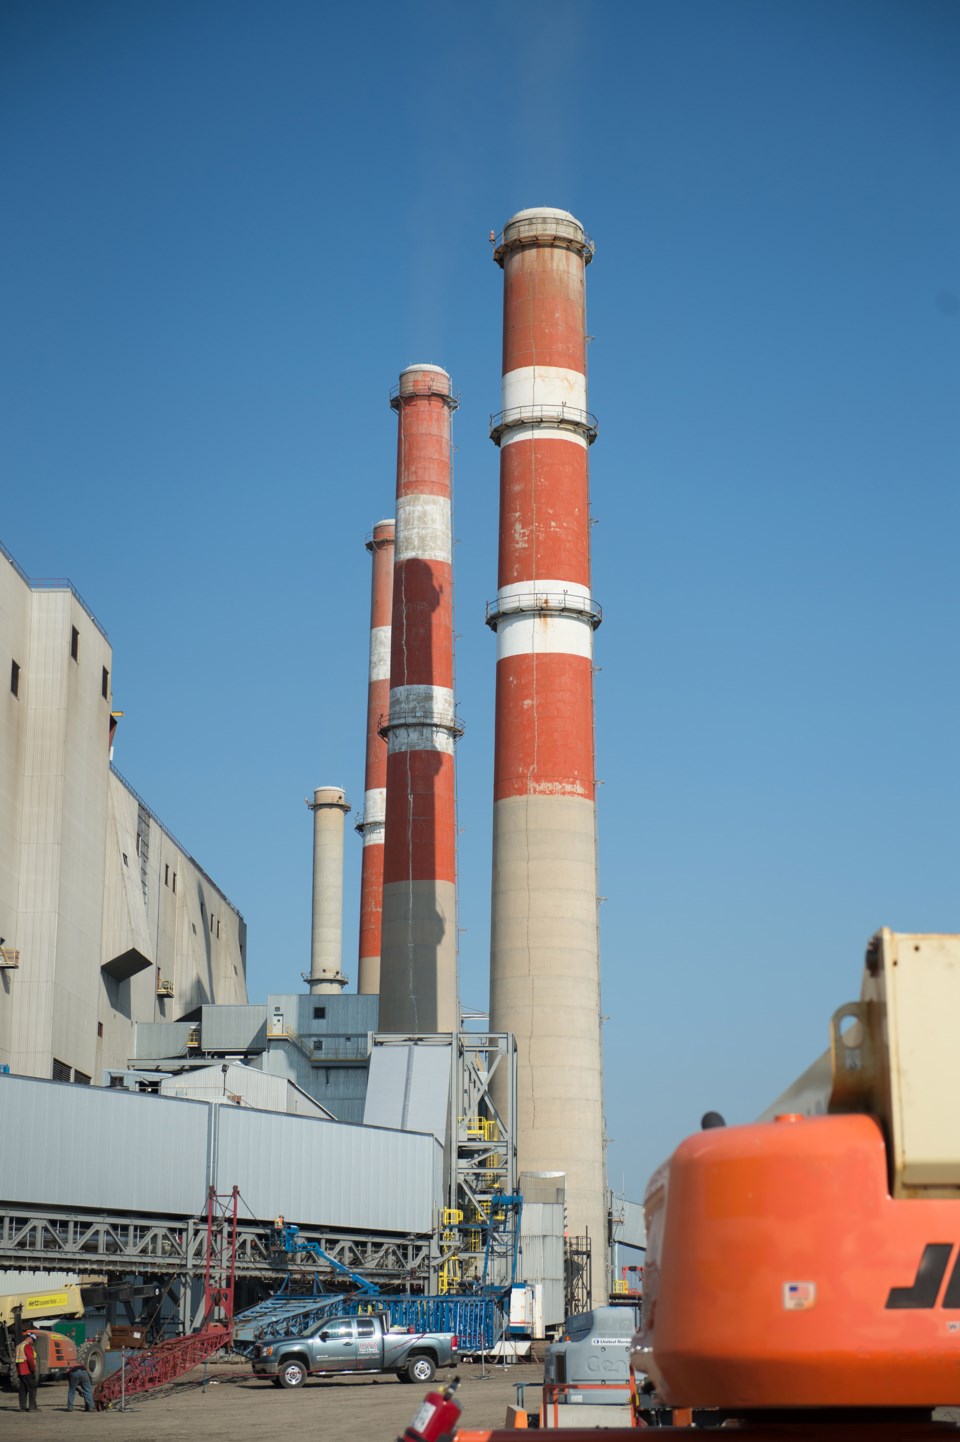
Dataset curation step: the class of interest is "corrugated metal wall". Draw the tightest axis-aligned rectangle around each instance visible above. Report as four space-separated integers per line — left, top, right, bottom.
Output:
611 1196 646 1250
158 1063 328 1117
0 1074 441 1234
363 1043 451 1143
259 1047 369 1124
520 1200 565 1327
519 1170 566 1204
201 1005 267 1052
135 1021 192 1058
215 1109 440 1233
273 993 379 1034
0 1075 212 1214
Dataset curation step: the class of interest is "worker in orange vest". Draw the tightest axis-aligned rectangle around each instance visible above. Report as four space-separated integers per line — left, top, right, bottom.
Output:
15 1331 40 1412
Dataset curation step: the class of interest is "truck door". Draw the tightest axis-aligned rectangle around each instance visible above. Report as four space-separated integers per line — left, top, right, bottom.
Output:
353 1316 381 1372
314 1318 360 1372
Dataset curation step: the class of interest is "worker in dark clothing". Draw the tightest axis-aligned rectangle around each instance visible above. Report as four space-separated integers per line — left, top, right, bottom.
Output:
66 1362 95 1412
16 1331 40 1411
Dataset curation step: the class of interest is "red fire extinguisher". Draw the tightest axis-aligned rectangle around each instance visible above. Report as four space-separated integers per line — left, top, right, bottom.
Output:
401 1375 462 1442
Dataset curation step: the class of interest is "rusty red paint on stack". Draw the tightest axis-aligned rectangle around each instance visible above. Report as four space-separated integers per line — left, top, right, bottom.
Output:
378 365 460 1034
356 518 395 996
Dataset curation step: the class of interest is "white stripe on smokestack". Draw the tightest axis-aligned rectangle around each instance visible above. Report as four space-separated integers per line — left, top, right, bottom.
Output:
394 495 452 564
379 364 461 1035
488 207 607 1297
357 519 395 996
361 788 386 847
306 786 350 994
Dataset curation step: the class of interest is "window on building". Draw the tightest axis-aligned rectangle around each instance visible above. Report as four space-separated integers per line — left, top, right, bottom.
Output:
210 913 214 933
191 922 196 935
52 1058 71 1082
164 864 169 886
102 666 109 699
172 872 177 893
10 660 20 697
313 1006 326 1020
216 919 220 938
312 1039 324 1052
135 833 141 856
97 1022 103 1038
70 626 79 661
122 853 128 867
73 1069 91 1086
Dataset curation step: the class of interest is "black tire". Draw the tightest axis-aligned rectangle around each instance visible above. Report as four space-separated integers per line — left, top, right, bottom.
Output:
277 1358 308 1389
79 1345 105 1385
406 1354 436 1384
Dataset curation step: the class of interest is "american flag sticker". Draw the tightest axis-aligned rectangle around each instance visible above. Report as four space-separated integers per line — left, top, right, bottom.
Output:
783 1281 816 1310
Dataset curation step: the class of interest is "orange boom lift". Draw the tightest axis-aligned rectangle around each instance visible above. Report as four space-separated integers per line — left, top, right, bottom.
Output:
450 930 960 1440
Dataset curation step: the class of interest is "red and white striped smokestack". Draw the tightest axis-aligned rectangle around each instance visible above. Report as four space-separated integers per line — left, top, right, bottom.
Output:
378 365 460 1034
487 209 607 1287
356 518 395 996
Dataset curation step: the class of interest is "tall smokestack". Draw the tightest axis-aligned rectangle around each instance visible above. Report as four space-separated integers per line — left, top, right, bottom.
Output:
356 518 396 996
378 365 460 1034
487 209 607 1277
306 786 350 994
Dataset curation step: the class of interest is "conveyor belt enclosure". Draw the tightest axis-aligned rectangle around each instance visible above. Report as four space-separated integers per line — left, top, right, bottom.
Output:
0 1074 442 1234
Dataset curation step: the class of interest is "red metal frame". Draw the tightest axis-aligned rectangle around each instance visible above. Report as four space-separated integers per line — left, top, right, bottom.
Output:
204 1184 239 1325
94 1185 239 1409
93 1323 230 1409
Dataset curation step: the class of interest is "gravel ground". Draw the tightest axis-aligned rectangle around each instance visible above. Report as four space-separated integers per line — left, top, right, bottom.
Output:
0 1358 544 1442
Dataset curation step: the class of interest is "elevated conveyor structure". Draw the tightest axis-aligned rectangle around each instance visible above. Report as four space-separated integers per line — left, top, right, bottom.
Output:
0 1074 441 1329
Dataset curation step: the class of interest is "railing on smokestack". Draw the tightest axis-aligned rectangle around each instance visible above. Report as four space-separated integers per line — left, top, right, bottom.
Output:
484 591 603 630
489 403 598 446
377 711 465 741
388 379 461 408
490 219 595 264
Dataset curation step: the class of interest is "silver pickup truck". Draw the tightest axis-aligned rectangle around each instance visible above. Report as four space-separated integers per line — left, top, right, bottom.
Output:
250 1311 458 1389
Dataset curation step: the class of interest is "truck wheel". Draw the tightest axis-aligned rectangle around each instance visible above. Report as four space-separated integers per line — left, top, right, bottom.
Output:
406 1355 436 1384
278 1359 307 1389
79 1345 105 1384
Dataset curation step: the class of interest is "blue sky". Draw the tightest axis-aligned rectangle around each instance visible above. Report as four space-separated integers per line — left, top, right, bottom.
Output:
2 0 957 1201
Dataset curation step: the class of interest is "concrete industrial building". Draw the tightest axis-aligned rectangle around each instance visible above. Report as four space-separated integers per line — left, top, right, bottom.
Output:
487 208 608 1269
131 993 379 1124
0 540 248 1084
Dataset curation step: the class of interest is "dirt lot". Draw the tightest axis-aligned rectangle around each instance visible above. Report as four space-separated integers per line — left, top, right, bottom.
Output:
1 1358 544 1442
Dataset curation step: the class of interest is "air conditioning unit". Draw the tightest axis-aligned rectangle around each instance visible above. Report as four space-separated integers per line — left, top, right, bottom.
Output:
157 978 175 997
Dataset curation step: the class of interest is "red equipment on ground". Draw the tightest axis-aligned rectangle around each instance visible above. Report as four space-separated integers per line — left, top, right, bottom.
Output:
402 1376 462 1442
